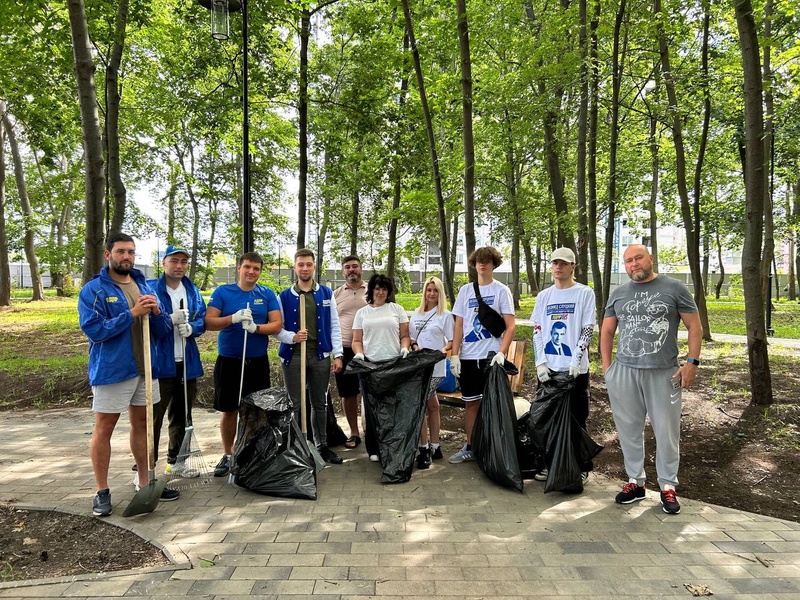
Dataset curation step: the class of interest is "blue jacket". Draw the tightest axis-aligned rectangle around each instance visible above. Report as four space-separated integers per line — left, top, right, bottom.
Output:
147 276 207 380
276 283 343 365
78 267 172 386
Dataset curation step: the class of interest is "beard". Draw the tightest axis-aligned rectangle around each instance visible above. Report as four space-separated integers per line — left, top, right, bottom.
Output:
629 267 652 282
111 261 132 276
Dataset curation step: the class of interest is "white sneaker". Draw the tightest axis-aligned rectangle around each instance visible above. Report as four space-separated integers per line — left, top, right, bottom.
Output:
448 445 475 464
533 468 548 482
369 454 380 462
165 463 200 478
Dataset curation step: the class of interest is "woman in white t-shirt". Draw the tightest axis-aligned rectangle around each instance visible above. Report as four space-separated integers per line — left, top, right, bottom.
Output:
351 274 411 461
409 277 453 469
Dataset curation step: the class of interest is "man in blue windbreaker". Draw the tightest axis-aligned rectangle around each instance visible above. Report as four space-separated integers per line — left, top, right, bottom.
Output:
78 233 178 517
148 244 206 476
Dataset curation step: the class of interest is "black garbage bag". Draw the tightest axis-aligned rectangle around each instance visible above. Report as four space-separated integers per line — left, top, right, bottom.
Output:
305 392 347 448
528 372 603 494
516 411 546 479
346 349 444 483
471 359 524 492
232 387 317 500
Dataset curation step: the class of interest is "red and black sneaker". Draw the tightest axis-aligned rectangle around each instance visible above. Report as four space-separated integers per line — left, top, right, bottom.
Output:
615 481 646 504
660 488 681 514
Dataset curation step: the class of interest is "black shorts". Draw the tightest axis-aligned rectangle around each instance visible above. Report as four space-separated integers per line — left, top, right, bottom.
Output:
213 354 271 412
459 358 493 401
334 346 360 398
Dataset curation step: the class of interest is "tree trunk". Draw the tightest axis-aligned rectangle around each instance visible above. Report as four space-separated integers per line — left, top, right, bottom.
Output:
714 229 725 300
522 238 539 295
575 0 589 284
794 177 800 300
68 0 105 282
760 0 775 305
587 0 604 319
297 9 310 250
455 0 476 280
0 123 10 306
654 0 711 341
402 0 454 302
648 61 661 273
317 151 332 275
2 111 45 301
106 0 129 235
350 189 359 256
734 0 772 406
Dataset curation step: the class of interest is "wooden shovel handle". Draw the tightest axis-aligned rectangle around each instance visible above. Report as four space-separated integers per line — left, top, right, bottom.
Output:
299 297 307 433
142 313 155 471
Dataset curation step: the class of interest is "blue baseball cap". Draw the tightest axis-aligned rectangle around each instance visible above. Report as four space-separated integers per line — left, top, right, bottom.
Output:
164 244 190 258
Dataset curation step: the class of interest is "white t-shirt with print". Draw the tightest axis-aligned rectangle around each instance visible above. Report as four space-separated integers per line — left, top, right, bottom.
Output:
452 280 514 360
409 308 454 377
531 282 595 373
352 302 409 362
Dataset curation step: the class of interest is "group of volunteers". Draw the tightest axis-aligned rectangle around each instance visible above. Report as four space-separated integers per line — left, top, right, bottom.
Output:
79 233 701 518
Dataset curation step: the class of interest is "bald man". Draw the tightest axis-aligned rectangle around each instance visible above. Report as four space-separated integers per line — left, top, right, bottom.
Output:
600 245 702 515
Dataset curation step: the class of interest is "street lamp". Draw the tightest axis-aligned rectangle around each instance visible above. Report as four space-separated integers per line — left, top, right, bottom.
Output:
198 0 253 253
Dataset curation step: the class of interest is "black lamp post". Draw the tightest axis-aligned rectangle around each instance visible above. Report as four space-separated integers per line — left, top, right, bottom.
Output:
198 0 253 253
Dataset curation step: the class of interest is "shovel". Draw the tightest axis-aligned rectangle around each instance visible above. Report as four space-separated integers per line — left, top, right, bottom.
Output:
124 313 166 517
300 297 326 472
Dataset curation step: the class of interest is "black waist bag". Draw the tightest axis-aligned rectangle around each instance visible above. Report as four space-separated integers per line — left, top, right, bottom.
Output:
474 282 506 338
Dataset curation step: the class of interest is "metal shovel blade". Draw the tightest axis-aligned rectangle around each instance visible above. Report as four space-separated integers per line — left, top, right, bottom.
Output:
123 472 166 517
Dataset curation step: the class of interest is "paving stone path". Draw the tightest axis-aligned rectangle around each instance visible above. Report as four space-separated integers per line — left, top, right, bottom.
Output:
1 407 799 599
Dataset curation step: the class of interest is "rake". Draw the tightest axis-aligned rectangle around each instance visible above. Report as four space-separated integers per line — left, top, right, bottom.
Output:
167 300 211 490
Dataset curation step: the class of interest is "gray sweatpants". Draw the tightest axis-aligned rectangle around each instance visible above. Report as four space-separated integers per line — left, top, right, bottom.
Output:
282 351 331 449
604 361 682 489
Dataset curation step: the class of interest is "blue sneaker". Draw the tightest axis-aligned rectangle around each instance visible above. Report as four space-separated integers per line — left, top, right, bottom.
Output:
92 488 112 517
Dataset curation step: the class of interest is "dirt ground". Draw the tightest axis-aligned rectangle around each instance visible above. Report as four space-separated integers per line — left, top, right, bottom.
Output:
0 327 798 581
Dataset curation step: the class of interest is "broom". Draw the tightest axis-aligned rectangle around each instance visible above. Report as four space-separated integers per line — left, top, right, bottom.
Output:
167 300 211 490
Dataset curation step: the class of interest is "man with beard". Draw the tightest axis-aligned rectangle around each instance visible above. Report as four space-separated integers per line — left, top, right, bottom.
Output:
79 233 177 517
332 255 368 448
601 244 702 514
276 248 344 464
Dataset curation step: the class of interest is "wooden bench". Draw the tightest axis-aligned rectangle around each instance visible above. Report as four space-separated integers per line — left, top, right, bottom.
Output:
437 340 527 407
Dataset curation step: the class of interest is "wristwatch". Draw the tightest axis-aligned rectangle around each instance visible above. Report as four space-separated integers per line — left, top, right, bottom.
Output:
685 357 700 366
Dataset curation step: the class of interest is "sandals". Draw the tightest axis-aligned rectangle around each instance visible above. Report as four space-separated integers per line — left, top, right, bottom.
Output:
344 435 361 449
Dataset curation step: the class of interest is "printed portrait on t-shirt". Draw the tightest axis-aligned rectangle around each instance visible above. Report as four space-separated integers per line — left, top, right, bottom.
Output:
464 313 490 342
544 321 572 356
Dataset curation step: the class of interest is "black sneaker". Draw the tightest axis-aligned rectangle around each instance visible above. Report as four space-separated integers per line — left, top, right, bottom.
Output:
92 488 112 517
319 446 343 465
416 447 432 470
214 454 232 477
160 488 180 502
431 445 443 460
615 482 646 504
660 488 681 514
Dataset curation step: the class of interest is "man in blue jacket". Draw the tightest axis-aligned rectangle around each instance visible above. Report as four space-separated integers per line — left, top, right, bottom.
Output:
148 244 206 475
78 233 178 518
276 248 344 464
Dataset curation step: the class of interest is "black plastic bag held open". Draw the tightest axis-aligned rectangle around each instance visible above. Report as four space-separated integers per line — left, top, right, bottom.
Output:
232 388 317 500
346 349 443 483
471 359 524 492
528 372 603 494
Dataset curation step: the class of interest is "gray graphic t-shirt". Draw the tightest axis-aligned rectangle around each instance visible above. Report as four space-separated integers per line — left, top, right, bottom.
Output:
604 275 697 369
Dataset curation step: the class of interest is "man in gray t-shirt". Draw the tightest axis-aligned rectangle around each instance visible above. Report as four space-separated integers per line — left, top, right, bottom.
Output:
600 245 702 515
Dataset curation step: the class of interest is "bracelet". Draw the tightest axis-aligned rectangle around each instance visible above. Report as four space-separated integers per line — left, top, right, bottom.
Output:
685 357 700 366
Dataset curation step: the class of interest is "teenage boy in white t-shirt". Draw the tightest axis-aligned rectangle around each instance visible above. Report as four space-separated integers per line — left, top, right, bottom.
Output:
531 247 596 482
448 247 516 464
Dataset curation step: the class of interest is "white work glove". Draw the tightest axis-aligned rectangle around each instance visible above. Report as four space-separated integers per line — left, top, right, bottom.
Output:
242 320 257 334
449 355 461 378
170 308 189 325
569 364 581 378
490 352 505 367
400 347 410 358
537 364 551 383
354 352 365 361
231 308 252 324
177 323 193 338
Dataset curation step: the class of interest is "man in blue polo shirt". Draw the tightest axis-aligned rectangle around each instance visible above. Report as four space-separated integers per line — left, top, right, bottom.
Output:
204 252 282 477
276 249 344 464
